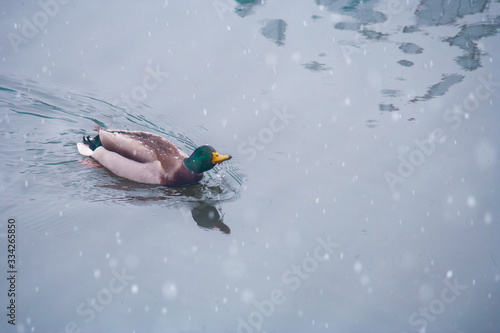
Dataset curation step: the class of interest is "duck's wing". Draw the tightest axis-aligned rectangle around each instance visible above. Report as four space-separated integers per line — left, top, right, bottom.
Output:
97 128 188 163
91 147 164 184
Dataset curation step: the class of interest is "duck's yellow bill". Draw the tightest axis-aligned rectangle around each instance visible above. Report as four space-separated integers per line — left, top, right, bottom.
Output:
212 152 232 164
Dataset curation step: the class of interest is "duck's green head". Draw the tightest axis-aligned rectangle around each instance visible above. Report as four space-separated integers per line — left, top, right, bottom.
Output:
184 145 232 174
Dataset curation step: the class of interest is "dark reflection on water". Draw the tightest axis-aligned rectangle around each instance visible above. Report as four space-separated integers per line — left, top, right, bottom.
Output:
0 75 243 235
445 19 500 71
191 203 231 234
360 29 387 40
236 0 499 88
319 0 388 25
316 0 499 103
379 103 399 112
397 59 414 67
411 73 465 103
260 19 288 46
302 61 332 72
415 0 489 26
399 42 424 54
408 1 498 71
234 0 261 17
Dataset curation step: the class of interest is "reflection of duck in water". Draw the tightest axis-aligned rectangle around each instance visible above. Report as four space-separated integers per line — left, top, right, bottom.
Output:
92 180 234 233
191 203 230 234
77 125 232 186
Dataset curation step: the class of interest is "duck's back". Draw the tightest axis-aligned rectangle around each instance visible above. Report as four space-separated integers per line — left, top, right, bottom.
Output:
95 128 201 186
100 128 185 158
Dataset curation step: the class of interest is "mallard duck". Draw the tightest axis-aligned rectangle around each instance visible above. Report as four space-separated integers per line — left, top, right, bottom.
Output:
77 125 231 186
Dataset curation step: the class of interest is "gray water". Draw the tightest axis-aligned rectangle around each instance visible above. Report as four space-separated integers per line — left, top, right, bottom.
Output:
1 1 500 332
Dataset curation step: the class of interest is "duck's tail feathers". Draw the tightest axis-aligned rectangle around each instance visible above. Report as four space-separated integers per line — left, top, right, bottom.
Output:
78 133 102 156
77 142 94 156
83 134 102 150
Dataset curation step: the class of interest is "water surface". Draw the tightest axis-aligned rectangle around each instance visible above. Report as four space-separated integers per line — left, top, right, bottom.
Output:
1 1 500 332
